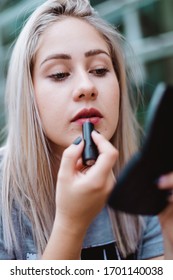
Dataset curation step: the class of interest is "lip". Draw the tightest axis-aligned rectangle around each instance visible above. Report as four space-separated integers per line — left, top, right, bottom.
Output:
71 108 103 125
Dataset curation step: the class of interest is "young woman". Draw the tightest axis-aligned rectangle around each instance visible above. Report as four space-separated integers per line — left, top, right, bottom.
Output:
0 0 172 260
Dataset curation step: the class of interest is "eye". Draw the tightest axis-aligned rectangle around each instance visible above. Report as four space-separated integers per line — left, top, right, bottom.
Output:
48 72 70 81
90 68 109 77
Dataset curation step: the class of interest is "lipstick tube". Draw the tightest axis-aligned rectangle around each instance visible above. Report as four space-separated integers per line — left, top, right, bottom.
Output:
82 122 98 166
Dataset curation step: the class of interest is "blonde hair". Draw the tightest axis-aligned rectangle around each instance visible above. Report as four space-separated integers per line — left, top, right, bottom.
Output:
1 0 143 258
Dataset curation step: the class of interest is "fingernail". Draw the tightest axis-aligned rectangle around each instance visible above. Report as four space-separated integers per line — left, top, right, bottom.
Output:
73 136 82 145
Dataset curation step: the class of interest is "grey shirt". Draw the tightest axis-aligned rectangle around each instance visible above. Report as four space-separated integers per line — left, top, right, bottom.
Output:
0 206 164 260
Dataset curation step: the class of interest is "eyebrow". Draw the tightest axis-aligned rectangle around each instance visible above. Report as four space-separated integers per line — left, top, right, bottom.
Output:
85 49 110 58
40 49 110 67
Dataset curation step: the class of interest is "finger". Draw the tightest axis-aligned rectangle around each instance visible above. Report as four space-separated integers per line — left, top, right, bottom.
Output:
91 130 115 153
76 158 83 170
58 141 84 178
157 172 173 188
89 131 118 178
105 170 116 194
75 158 90 173
92 130 118 167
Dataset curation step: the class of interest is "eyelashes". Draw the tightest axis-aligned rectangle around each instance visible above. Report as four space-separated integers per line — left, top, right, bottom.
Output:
48 68 109 82
48 72 70 81
90 68 109 76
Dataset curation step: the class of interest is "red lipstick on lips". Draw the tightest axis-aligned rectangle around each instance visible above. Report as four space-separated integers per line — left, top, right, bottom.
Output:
71 108 103 125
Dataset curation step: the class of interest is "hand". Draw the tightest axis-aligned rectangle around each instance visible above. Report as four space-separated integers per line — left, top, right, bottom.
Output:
157 172 173 258
55 131 118 235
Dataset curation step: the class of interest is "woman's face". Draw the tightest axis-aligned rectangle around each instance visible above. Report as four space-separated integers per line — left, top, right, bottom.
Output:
33 17 120 155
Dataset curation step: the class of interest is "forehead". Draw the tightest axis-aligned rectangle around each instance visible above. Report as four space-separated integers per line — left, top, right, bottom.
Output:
36 17 110 59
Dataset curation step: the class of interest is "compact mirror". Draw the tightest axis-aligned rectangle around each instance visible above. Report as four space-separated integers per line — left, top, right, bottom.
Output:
108 83 173 215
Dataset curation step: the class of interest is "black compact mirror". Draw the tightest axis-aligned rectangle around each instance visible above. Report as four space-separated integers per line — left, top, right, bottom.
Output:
108 83 173 215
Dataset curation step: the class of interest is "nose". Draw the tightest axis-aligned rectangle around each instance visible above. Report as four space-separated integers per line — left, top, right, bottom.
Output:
72 71 98 101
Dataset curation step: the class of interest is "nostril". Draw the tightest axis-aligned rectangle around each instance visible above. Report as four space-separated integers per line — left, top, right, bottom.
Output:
79 93 85 98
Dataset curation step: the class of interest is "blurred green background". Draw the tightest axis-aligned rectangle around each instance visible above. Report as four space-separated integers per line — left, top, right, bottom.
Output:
0 0 173 145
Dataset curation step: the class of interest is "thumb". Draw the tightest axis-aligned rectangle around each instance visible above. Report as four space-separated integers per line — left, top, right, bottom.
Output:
58 138 84 178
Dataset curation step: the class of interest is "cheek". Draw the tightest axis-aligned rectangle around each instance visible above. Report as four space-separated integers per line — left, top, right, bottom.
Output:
109 92 120 131
34 86 64 135
103 80 120 139
107 77 120 119
112 90 120 120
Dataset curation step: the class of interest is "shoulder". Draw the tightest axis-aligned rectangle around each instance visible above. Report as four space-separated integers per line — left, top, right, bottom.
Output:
144 215 163 236
137 215 164 259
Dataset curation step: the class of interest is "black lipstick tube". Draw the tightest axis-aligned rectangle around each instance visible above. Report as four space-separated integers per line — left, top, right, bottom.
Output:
82 122 98 166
